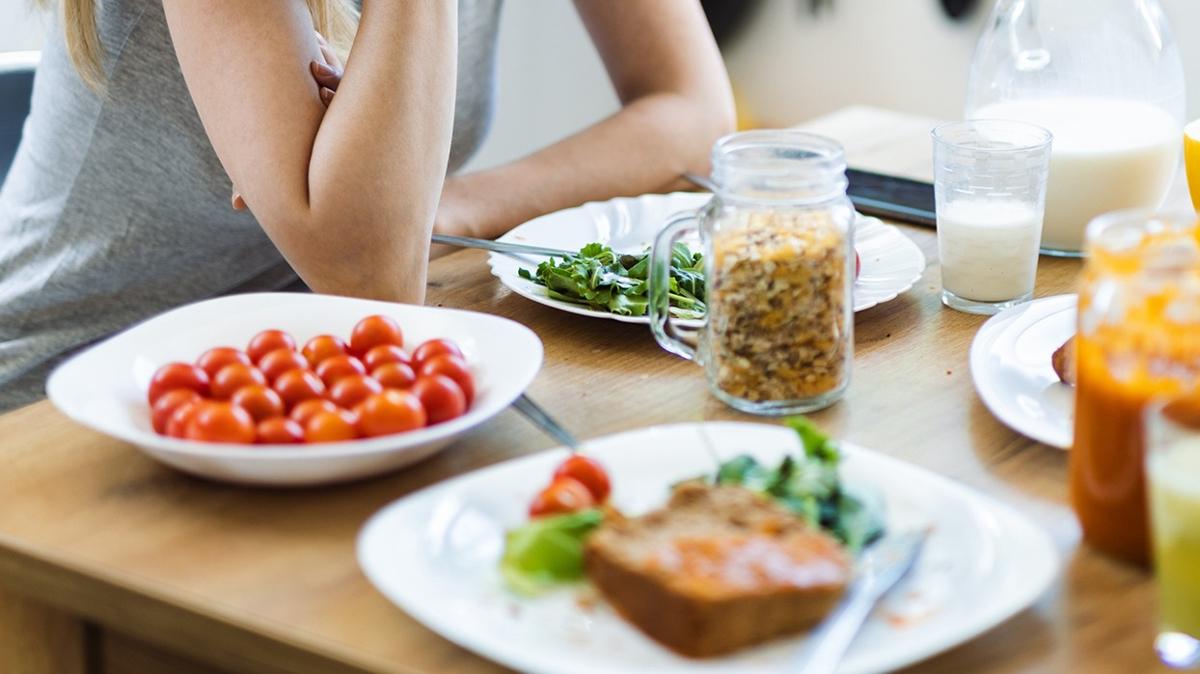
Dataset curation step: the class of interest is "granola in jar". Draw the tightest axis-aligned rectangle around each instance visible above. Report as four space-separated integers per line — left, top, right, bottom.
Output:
706 211 850 403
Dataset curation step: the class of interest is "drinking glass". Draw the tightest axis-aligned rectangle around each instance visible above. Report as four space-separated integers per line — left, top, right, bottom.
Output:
648 130 855 415
1147 395 1200 669
932 120 1052 315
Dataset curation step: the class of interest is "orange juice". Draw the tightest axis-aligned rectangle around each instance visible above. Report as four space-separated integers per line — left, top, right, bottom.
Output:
1070 212 1200 565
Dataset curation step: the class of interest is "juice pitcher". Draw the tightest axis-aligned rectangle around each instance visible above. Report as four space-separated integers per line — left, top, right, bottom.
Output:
965 0 1185 257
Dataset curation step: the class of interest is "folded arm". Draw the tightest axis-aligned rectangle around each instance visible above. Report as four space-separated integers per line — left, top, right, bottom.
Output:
437 0 735 242
164 0 457 302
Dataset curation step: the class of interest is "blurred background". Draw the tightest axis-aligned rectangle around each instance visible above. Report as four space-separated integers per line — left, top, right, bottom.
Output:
4 0 1200 172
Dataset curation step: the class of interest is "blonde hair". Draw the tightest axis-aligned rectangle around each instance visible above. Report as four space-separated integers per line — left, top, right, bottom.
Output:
37 0 358 89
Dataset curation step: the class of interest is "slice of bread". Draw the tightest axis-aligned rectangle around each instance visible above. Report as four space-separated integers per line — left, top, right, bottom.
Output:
584 483 850 658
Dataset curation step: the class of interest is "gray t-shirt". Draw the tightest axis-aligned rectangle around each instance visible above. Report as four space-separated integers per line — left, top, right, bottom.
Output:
0 0 501 411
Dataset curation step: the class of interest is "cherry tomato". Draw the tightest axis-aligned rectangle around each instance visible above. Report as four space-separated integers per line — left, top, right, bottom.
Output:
855 250 861 280
289 398 340 427
256 417 305 444
195 347 251 379
151 389 200 434
349 314 404 357
418 355 475 405
165 399 202 439
553 455 611 503
257 347 309 383
315 354 367 388
230 384 285 422
305 409 359 443
363 344 410 372
329 374 383 410
148 362 209 405
211 362 268 400
411 339 463 369
373 362 416 390
411 375 466 425
247 329 296 364
273 369 326 409
301 334 348 368
355 389 426 437
185 401 256 444
529 476 595 518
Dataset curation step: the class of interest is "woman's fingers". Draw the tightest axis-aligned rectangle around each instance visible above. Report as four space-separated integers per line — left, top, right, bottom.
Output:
310 60 342 91
319 87 335 106
231 189 246 211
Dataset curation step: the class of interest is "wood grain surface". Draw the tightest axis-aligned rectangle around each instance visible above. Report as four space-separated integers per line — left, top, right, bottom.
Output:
0 106 1170 673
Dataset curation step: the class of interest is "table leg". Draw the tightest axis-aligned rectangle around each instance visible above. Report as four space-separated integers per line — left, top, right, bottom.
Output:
0 585 86 674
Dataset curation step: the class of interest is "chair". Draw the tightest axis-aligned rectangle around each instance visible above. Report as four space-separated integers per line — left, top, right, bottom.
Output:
0 51 40 184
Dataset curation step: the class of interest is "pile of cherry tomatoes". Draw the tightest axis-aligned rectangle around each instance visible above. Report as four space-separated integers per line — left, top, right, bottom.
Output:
147 315 476 445
528 454 611 517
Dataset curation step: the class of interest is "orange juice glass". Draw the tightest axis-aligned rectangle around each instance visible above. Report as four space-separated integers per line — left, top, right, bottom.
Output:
1070 210 1200 565
1186 120 1200 212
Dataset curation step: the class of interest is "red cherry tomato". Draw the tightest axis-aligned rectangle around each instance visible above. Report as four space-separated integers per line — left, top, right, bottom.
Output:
247 329 296 364
211 362 268 400
195 347 251 379
315 354 367 388
553 455 611 503
301 334 348 368
256 417 305 444
230 384 285 422
151 389 200 434
529 476 595 518
273 369 326 409
855 250 861 280
185 401 256 444
148 362 209 405
411 375 466 425
411 339 463 369
373 362 416 390
363 344 410 372
257 347 309 383
165 399 202 438
349 315 404 357
305 409 359 443
289 398 340 427
329 374 383 410
418 355 475 406
355 389 426 437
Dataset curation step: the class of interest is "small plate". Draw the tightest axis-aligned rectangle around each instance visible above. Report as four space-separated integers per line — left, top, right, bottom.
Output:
969 294 1076 449
47 293 543 486
358 421 1059 674
488 193 926 324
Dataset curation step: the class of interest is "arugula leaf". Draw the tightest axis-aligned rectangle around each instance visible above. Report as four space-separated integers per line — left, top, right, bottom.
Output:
519 243 705 319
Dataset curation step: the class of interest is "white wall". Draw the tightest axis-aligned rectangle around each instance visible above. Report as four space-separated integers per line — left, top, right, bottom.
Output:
0 0 44 51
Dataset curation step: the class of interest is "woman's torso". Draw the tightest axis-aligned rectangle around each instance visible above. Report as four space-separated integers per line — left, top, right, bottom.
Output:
0 0 502 410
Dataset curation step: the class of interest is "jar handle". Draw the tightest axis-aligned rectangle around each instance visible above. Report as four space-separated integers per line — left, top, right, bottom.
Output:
649 211 702 362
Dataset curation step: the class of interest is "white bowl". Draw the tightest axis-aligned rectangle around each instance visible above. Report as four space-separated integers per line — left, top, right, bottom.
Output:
47 293 543 486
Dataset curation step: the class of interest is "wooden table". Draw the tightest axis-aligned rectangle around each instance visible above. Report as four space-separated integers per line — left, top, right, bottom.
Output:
0 106 1170 674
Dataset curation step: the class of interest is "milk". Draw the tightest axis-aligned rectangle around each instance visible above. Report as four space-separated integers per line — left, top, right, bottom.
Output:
938 200 1042 302
973 98 1180 253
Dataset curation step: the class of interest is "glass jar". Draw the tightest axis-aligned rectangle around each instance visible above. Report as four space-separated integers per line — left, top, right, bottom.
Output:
648 130 855 415
965 0 1185 257
1071 210 1200 565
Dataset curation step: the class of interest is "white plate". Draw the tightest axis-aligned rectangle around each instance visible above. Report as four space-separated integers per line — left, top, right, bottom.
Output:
47 293 543 486
969 294 1076 450
488 192 926 323
358 421 1059 674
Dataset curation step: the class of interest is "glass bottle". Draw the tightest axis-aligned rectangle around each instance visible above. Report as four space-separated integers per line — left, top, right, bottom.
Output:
965 0 1186 257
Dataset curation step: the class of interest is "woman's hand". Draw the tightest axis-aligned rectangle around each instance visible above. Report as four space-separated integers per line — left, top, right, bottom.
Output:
232 32 343 211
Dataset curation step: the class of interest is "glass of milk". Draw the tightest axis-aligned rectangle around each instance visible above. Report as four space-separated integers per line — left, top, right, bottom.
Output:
1146 395 1200 670
932 120 1052 315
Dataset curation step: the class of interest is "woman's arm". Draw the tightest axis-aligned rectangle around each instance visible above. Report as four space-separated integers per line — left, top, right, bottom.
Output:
163 0 457 302
436 0 734 241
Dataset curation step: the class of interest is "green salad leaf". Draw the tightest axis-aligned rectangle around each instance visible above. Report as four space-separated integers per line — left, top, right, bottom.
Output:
499 508 604 595
708 417 886 553
518 242 705 319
